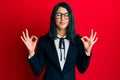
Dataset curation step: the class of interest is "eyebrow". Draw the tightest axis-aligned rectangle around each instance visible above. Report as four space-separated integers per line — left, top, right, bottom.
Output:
56 12 69 14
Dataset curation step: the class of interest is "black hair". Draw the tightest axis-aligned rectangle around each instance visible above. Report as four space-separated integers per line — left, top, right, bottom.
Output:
48 2 76 42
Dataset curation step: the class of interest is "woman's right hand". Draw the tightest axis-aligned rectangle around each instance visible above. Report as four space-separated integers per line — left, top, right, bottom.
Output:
21 29 38 57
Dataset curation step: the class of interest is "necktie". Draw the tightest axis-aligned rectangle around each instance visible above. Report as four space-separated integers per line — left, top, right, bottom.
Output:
58 38 66 61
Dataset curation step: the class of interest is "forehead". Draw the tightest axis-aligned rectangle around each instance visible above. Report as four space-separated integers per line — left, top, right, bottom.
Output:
56 7 68 13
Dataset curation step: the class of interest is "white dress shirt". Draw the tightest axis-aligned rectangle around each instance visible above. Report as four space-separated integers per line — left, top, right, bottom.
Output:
54 35 70 70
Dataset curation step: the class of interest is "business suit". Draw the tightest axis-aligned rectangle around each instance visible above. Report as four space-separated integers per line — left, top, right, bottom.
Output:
28 34 91 80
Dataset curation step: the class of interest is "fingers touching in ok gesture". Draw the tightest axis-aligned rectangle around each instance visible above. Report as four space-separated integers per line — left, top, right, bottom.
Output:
81 29 98 56
21 29 38 57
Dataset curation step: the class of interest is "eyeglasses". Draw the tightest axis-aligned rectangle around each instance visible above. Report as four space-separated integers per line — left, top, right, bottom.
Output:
56 12 69 19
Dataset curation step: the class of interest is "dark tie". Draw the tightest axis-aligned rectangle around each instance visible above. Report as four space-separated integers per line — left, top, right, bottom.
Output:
58 38 66 61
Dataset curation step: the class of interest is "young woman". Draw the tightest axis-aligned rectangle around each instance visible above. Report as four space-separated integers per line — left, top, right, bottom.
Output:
21 2 98 80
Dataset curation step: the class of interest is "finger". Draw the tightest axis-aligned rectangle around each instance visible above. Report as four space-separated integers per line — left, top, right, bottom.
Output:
21 36 26 44
81 36 89 42
26 29 30 38
92 32 97 41
31 35 38 39
33 35 38 39
90 29 93 39
93 37 98 44
31 35 38 42
22 31 27 41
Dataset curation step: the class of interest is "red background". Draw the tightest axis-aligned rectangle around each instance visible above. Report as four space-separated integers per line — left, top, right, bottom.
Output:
0 0 120 80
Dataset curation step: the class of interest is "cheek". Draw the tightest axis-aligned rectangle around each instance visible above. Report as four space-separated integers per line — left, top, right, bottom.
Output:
55 19 60 25
66 20 69 25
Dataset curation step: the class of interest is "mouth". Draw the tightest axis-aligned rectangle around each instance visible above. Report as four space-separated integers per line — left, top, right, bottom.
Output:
60 22 65 25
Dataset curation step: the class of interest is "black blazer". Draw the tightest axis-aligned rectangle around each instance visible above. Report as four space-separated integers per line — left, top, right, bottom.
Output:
28 34 91 80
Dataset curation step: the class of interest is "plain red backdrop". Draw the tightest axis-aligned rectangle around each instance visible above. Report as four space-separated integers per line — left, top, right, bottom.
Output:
0 0 120 80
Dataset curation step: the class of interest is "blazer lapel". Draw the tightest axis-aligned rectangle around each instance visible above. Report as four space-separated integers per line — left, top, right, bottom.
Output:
48 40 62 72
62 41 75 71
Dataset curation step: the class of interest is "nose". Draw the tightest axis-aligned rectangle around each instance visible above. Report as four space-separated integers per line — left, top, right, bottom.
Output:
61 15 65 21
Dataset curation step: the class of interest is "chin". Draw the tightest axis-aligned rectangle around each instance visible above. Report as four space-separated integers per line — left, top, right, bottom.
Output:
59 26 67 30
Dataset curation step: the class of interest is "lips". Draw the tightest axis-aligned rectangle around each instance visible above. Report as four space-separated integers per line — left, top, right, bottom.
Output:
60 22 65 25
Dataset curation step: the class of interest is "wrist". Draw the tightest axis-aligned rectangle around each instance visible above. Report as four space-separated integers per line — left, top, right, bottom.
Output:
29 51 35 57
85 51 91 56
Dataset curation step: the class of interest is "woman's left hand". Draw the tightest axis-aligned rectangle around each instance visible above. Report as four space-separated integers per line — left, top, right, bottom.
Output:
81 29 98 56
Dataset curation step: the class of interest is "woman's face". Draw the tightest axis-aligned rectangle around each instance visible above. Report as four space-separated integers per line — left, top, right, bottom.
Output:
55 7 69 30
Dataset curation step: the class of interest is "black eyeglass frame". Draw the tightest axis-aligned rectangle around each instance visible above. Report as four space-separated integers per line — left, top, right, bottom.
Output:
55 12 70 19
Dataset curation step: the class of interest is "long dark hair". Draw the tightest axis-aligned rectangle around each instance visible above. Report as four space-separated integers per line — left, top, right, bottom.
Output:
48 2 76 42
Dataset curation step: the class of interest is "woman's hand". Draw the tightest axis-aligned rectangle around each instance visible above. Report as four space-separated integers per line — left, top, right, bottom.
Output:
81 29 98 56
21 29 38 57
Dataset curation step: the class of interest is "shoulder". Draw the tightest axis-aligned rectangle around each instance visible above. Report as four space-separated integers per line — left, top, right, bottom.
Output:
75 34 82 41
76 34 82 39
38 33 49 43
74 34 83 45
39 33 49 39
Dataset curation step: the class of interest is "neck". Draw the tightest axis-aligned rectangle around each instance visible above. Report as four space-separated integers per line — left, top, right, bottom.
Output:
57 28 66 38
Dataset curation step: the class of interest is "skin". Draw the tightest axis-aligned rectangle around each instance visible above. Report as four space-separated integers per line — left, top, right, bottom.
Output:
55 7 69 37
21 7 98 57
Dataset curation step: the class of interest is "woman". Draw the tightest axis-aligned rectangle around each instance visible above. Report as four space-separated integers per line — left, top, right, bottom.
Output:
21 2 98 80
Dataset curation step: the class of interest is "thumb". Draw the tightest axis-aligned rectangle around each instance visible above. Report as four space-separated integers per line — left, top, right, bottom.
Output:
81 36 89 42
31 35 38 42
